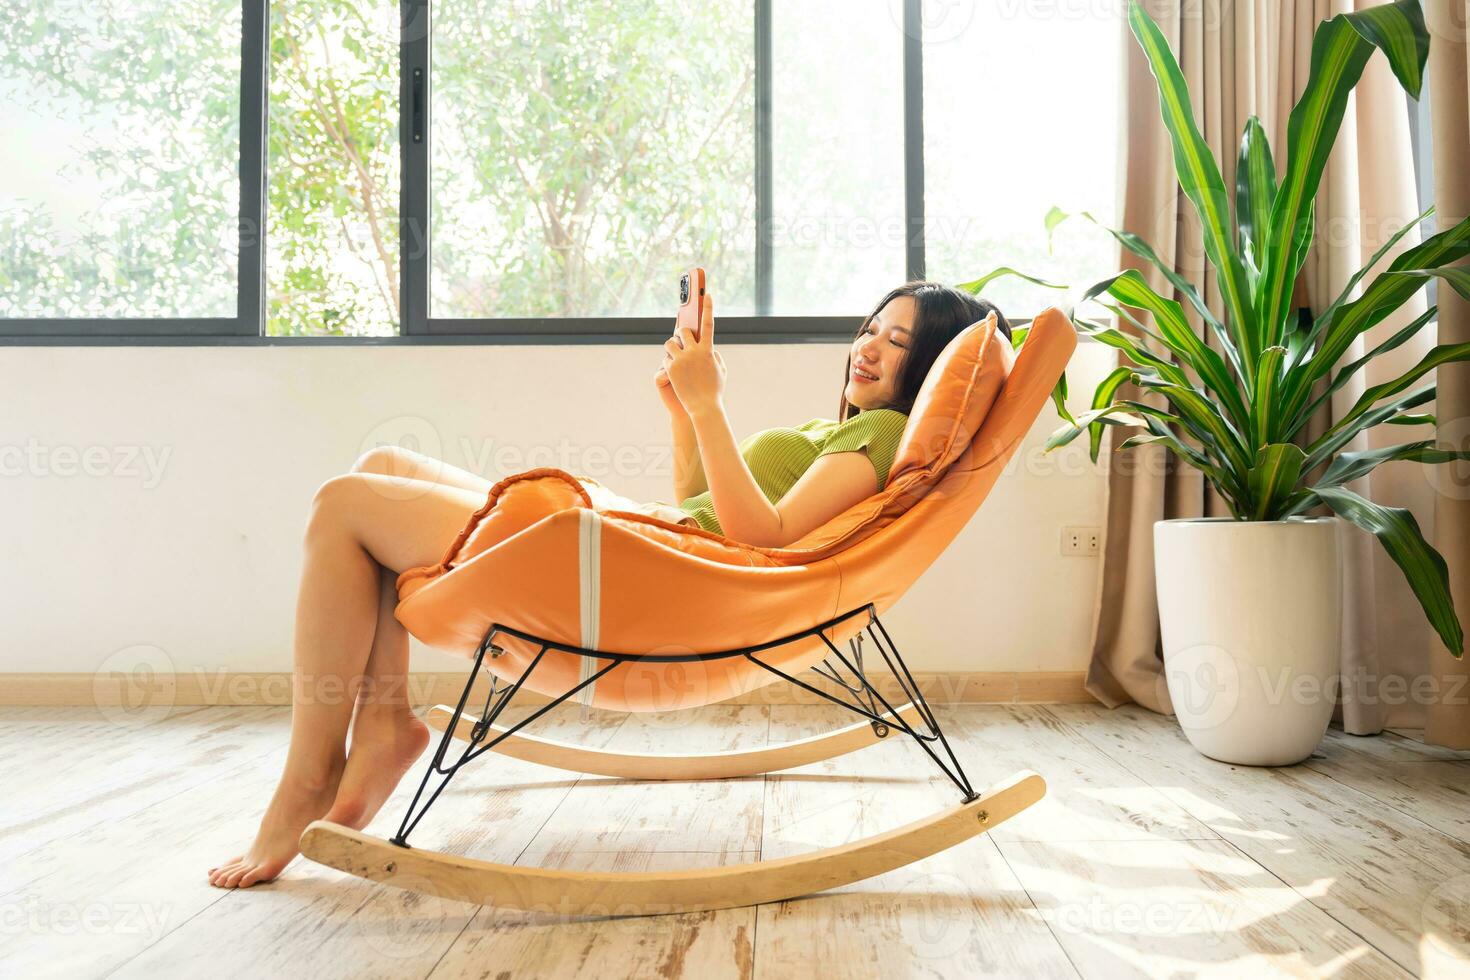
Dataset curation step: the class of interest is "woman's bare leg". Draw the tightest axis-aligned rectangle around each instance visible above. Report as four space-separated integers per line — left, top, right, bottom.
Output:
311 446 491 829
208 469 485 888
351 443 493 495
312 563 430 833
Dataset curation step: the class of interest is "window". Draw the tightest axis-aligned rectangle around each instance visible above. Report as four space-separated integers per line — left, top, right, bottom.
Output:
922 1 1122 315
770 1 907 315
0 0 251 332
1 0 1122 342
430 0 756 321
266 0 401 337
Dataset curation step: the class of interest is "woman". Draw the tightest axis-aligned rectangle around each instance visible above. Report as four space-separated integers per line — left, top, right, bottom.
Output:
207 280 1007 889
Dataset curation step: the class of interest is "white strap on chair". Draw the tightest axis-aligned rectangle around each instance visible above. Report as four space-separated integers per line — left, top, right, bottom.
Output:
576 508 602 706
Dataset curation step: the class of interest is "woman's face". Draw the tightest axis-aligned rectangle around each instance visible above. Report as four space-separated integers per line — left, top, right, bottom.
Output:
845 295 915 411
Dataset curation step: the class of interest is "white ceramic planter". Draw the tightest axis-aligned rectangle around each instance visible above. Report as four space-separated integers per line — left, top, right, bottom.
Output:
1153 516 1342 766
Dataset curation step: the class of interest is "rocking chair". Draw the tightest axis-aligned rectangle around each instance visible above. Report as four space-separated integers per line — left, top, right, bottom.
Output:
300 307 1077 916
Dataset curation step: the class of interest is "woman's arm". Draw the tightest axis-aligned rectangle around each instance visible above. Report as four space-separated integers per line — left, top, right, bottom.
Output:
656 365 708 499
687 402 876 547
671 412 708 500
665 296 876 547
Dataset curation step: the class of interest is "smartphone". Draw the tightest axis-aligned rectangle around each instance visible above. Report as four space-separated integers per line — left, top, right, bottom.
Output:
676 267 706 342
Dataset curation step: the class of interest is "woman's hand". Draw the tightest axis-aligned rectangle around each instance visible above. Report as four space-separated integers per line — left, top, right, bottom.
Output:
654 362 686 419
662 294 724 417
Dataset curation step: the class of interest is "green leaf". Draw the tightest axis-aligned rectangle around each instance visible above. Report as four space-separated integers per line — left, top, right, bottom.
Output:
1235 115 1277 273
1258 1 1430 346
1043 205 1069 247
1303 383 1437 473
1134 376 1254 478
1117 433 1169 450
1094 270 1250 431
1386 411 1436 426
1321 343 1470 456
957 267 1068 295
1320 439 1470 489
1123 403 1246 505
1127 1 1257 381
1282 212 1470 431
1051 373 1076 426
1045 404 1146 453
1391 266 1470 299
1295 306 1436 426
1249 346 1288 450
1278 489 1322 518
1246 443 1307 520
1344 0 1430 96
1294 205 1434 361
1088 367 1138 461
1089 301 1171 349
1074 316 1193 388
1314 485 1462 656
1052 209 1242 378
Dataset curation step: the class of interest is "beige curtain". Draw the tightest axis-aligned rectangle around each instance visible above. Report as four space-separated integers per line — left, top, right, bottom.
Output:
1086 0 1460 739
1424 0 1470 749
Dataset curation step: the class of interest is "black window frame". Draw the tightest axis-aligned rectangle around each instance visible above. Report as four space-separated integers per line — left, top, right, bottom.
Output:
0 0 929 346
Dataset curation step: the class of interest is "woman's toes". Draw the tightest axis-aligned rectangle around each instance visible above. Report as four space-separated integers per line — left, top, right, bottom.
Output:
208 855 242 878
238 864 275 888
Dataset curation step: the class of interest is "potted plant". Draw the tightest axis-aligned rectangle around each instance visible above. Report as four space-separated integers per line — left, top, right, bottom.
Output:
1044 0 1469 765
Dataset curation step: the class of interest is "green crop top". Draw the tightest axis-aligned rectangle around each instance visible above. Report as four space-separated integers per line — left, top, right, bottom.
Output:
676 408 909 536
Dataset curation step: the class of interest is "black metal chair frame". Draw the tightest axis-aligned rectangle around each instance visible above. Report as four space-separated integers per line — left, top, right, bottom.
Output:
390 602 978 849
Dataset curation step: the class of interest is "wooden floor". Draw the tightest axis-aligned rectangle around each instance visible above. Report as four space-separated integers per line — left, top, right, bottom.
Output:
3 700 1469 979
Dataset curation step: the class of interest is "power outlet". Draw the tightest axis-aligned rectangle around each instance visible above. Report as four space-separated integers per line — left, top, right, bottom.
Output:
1060 525 1101 556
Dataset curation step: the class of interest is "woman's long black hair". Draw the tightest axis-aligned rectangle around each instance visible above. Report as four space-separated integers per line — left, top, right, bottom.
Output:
837 281 1011 421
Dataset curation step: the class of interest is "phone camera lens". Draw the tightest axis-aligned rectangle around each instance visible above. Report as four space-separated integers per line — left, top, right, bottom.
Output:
680 276 690 303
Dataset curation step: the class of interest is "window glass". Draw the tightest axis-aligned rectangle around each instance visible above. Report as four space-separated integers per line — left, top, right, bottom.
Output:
431 0 757 319
771 0 907 315
266 0 400 336
922 0 1122 315
0 1 241 319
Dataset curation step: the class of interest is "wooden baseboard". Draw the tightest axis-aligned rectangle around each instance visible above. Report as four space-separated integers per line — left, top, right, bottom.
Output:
1 670 1096 708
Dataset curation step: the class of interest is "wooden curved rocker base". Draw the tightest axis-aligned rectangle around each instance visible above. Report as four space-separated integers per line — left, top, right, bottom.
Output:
299 770 1045 915
425 701 927 780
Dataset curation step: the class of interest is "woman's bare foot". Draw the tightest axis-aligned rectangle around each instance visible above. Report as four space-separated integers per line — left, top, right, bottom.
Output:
208 761 345 889
321 705 431 830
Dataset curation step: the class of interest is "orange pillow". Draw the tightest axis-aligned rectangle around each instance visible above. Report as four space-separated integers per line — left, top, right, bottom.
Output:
889 311 1009 480
779 312 1011 555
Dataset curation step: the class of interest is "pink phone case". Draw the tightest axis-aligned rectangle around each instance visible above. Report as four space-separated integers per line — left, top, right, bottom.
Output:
676 267 706 341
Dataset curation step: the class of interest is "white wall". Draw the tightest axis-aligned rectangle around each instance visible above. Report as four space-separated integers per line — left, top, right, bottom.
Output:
0 340 1116 678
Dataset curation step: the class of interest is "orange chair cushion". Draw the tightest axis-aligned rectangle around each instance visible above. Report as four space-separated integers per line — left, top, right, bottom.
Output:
397 468 784 601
